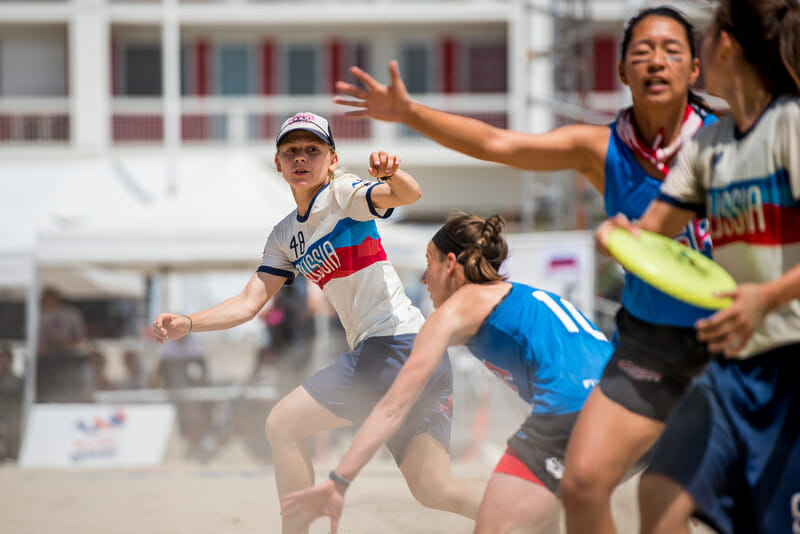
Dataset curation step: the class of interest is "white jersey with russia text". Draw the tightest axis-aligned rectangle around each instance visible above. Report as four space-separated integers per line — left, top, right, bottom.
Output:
258 173 424 349
658 96 800 358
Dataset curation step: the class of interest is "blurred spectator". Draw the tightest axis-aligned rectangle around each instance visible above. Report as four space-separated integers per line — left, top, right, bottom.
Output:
253 276 315 378
157 336 211 458
87 347 114 392
38 286 87 358
36 286 92 402
0 345 23 460
116 349 147 390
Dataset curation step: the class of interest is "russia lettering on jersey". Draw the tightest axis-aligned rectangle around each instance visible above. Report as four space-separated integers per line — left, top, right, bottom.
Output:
259 174 424 349
293 217 388 288
706 169 800 247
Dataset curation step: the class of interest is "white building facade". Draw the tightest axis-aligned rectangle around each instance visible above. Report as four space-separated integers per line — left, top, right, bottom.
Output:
0 0 711 225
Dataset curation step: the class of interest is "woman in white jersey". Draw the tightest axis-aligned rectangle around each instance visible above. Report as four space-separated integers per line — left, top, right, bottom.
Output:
597 1 800 532
153 112 485 533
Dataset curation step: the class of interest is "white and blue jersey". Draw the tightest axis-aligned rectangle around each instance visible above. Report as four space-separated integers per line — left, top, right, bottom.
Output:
464 282 613 416
259 174 425 349
605 112 717 327
659 95 800 358
646 96 800 534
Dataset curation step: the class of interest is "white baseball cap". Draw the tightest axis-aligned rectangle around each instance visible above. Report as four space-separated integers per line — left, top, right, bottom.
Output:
275 112 335 149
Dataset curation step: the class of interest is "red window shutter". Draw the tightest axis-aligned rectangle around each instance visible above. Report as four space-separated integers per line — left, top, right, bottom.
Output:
441 38 458 94
195 38 210 96
260 40 274 95
593 37 617 91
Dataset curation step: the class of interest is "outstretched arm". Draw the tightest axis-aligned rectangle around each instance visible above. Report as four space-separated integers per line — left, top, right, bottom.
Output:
152 271 286 343
335 60 608 192
280 291 481 532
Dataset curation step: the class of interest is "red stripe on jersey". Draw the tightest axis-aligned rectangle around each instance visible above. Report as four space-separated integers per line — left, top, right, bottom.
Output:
710 204 800 247
314 237 387 288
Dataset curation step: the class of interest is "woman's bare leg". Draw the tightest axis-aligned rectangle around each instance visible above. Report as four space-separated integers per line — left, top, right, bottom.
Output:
561 388 664 534
265 385 351 534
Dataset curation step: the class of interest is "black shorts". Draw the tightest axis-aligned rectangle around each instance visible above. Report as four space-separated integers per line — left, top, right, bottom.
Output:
599 308 712 422
507 411 579 496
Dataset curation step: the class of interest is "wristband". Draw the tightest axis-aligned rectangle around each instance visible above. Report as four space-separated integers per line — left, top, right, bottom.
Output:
186 315 193 334
378 172 394 182
329 470 351 489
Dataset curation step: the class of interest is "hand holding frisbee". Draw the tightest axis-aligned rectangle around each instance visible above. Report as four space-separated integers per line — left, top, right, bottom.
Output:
604 226 736 310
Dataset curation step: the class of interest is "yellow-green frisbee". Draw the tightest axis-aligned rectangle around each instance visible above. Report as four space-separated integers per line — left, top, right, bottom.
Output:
607 228 736 310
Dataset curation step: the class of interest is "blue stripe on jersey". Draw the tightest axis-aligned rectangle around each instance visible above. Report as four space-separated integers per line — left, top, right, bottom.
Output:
291 217 380 270
708 169 796 208
465 282 612 415
327 218 380 249
366 182 395 219
257 265 295 282
657 192 706 216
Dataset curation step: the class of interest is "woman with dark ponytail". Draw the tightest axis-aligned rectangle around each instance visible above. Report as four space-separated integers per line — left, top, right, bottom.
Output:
335 7 721 533
597 1 800 532
283 211 614 533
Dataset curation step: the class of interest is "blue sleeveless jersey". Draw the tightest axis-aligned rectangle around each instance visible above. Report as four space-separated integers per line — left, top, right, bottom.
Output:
604 115 716 327
464 283 613 415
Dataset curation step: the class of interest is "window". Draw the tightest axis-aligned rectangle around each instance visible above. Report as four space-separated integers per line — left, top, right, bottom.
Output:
328 40 370 93
215 44 254 95
285 45 319 95
180 44 192 96
401 44 433 94
466 43 507 93
124 44 162 96
0 301 25 340
0 30 67 96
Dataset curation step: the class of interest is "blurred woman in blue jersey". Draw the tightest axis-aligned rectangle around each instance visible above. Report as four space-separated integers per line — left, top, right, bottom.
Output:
333 7 718 533
598 1 800 532
282 211 613 534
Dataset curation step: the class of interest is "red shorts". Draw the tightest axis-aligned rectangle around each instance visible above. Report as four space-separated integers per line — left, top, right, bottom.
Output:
493 445 545 487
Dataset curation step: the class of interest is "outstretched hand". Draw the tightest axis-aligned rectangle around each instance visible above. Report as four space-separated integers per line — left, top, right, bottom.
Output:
335 60 412 122
152 313 190 344
281 479 344 534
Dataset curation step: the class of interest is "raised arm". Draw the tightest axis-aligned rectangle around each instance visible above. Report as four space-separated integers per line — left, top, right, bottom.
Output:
366 150 421 209
335 60 608 192
152 271 286 343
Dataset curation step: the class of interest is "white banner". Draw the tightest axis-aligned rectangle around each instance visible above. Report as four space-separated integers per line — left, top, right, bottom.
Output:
19 404 175 469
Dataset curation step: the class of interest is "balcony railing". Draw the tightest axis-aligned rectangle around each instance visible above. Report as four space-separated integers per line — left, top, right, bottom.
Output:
111 94 508 146
0 98 70 145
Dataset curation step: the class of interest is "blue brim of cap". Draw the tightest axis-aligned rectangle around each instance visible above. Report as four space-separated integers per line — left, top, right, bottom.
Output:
276 127 334 149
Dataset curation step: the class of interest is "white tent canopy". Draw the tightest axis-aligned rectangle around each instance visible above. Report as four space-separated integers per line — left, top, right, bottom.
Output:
3 149 297 421
36 150 294 273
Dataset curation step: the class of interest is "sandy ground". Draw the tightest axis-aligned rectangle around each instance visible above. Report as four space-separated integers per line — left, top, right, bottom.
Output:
0 449 714 534
0 353 715 533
